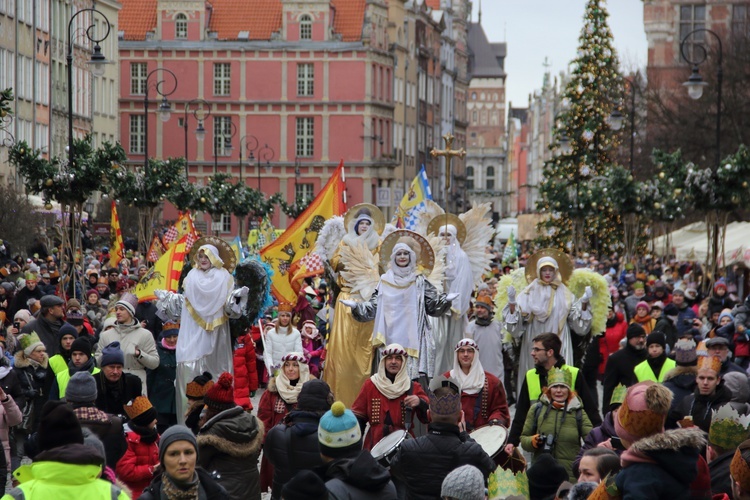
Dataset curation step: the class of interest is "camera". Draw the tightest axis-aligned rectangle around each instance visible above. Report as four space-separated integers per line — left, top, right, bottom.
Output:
13 321 20 329
539 433 556 453
684 319 696 326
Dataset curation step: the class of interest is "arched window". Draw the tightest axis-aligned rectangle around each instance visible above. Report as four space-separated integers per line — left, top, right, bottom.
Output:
471 92 477 100
175 13 187 39
466 166 475 190
486 166 495 190
300 14 312 40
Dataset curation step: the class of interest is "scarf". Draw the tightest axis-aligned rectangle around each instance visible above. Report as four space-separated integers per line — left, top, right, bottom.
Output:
647 353 667 376
633 314 653 325
161 338 177 351
275 362 311 403
450 350 485 395
130 422 159 444
69 356 96 375
475 315 492 327
161 471 200 500
370 355 411 400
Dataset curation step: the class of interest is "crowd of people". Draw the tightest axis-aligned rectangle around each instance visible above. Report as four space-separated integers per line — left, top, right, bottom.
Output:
1 212 750 500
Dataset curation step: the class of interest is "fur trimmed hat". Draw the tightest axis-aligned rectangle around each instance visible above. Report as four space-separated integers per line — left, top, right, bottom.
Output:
614 381 673 445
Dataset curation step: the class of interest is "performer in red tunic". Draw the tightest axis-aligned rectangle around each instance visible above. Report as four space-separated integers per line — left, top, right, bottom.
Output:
351 343 429 451
444 338 510 431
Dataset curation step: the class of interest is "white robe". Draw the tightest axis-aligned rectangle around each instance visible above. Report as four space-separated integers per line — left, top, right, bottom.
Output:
466 319 505 384
503 281 591 397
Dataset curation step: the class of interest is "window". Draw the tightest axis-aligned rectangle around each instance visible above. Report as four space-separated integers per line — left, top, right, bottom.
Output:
296 183 314 201
297 63 314 96
466 166 475 190
221 214 231 233
129 114 145 153
130 63 147 95
472 111 478 124
213 116 233 156
733 5 750 36
213 63 231 96
679 5 706 62
175 13 187 39
486 166 495 190
471 92 477 100
296 117 314 157
300 14 312 40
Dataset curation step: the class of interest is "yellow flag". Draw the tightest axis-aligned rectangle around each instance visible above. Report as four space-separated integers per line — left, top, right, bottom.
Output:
110 201 124 267
134 235 189 303
163 212 199 251
260 162 346 304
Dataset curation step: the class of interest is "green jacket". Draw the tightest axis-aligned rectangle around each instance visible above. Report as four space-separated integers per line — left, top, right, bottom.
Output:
3 444 130 500
520 394 593 481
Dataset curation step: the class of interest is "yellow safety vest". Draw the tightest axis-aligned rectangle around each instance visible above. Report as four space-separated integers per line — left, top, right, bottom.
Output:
48 355 68 376
526 364 579 401
634 358 676 383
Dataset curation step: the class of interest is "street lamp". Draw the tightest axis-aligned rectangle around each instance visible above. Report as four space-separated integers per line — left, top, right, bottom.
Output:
257 143 275 192
213 118 237 174
143 68 178 170
239 135 259 186
67 8 111 167
184 99 212 177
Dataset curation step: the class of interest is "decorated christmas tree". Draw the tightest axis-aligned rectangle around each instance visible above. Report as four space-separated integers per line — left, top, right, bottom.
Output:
536 0 623 255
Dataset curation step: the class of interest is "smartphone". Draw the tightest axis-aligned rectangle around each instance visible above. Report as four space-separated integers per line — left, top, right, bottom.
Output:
13 321 20 329
610 436 625 451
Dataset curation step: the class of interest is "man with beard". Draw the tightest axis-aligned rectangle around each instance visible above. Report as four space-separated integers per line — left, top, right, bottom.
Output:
602 323 648 411
21 295 65 355
504 333 600 457
9 273 44 318
466 296 505 383
351 344 429 451
634 332 675 383
669 355 732 433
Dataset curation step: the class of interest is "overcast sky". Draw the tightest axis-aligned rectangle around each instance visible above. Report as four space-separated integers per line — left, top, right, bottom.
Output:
471 0 648 108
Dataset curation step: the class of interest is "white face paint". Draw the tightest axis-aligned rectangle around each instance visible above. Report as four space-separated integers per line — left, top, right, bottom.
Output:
439 228 454 245
197 251 212 270
540 266 556 283
395 249 411 267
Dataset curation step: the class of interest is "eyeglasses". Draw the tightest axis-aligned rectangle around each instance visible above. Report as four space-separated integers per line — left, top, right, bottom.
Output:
530 347 549 353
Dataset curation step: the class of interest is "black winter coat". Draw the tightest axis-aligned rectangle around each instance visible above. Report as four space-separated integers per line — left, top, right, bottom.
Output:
264 410 324 500
146 343 176 417
138 468 228 500
572 410 621 477
710 450 734 498
12 351 50 433
93 371 142 417
317 451 397 500
390 422 496 500
602 344 647 411
21 316 63 356
669 383 733 432
197 406 263 500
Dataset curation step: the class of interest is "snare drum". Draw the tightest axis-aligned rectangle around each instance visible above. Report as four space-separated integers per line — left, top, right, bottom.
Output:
469 424 508 458
369 429 410 468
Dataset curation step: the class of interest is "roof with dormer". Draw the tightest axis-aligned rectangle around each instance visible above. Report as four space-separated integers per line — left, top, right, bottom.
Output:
119 0 366 42
468 22 506 79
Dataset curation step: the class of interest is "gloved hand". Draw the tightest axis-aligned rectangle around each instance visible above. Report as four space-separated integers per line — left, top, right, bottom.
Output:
238 286 249 297
445 292 459 303
531 434 543 449
582 286 593 303
507 285 516 305
340 299 358 308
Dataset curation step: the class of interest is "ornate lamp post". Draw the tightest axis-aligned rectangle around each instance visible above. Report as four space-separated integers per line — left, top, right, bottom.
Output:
143 68 178 169
213 118 237 174
257 143 274 191
239 135 259 186
183 99 211 177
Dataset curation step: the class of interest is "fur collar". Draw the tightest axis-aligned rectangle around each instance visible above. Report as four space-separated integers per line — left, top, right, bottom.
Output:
628 427 706 454
196 416 264 458
13 351 48 369
663 365 698 382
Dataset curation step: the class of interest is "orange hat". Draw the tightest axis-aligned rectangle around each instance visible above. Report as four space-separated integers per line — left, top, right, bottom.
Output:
123 396 158 427
186 371 215 399
697 355 722 374
278 302 294 314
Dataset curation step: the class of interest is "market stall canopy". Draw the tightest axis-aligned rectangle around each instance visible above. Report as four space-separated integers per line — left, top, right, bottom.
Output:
28 194 90 221
654 221 750 267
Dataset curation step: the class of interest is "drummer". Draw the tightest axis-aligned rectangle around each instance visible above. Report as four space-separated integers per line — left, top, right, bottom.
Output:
445 338 510 431
351 343 429 450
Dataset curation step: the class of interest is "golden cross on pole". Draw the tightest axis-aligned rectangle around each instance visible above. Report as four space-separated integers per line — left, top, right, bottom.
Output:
430 133 466 191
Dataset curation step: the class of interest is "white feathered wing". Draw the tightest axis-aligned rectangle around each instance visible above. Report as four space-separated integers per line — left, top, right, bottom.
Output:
338 241 380 301
458 202 494 287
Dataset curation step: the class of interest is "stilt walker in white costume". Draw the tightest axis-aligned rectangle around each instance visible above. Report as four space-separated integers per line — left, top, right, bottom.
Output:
155 237 248 424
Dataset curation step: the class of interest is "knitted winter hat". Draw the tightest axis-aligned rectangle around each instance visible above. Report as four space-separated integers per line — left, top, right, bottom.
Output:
66 298 82 311
626 323 646 340
635 301 650 312
58 322 79 341
115 292 138 318
614 381 673 445
37 400 84 453
186 371 214 399
65 371 98 404
526 453 568 499
204 372 236 411
158 425 197 465
18 332 44 356
567 482 598 500
646 332 666 350
124 396 159 427
70 336 92 357
674 339 698 366
100 341 125 367
281 470 328 500
440 465 485 500
81 427 106 464
66 310 84 325
297 379 333 413
86 288 100 298
318 401 362 458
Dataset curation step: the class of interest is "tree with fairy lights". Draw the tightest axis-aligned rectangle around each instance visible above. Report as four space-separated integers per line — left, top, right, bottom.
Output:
536 0 623 255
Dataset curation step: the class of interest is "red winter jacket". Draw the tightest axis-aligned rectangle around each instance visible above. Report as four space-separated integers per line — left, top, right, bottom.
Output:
599 313 628 375
115 431 160 499
233 333 259 410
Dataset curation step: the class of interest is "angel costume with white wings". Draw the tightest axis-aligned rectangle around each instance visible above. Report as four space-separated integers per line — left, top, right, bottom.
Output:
347 235 452 380
502 256 592 394
155 243 247 424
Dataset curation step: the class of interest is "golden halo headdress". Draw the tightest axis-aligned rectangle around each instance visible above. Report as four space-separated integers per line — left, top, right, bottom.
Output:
379 230 435 276
344 203 385 235
188 236 237 273
525 248 573 285
427 213 466 245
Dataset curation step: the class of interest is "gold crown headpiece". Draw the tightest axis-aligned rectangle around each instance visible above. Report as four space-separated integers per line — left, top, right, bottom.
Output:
547 367 573 390
697 355 722 373
710 406 750 450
